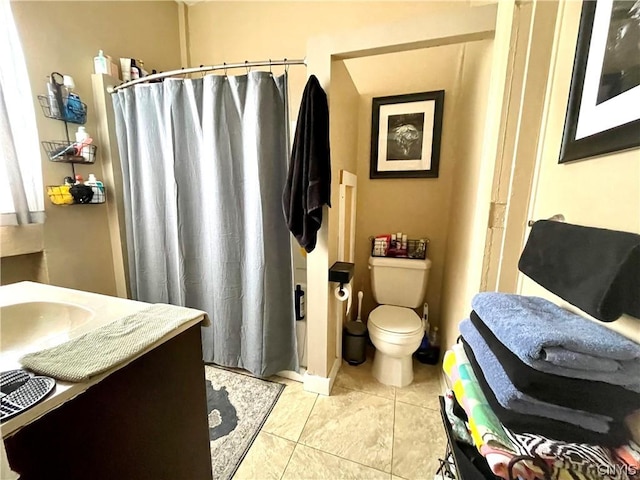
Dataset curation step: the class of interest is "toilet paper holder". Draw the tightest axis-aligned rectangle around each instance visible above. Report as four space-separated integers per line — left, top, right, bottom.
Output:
329 261 354 292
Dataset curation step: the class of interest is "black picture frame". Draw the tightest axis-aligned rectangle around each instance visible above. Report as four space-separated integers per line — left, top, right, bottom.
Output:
370 90 444 179
559 0 640 163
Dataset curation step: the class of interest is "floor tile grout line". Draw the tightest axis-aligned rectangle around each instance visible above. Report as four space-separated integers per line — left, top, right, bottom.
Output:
391 391 397 478
278 439 298 480
296 442 394 477
296 392 319 443
394 398 440 412
334 383 395 400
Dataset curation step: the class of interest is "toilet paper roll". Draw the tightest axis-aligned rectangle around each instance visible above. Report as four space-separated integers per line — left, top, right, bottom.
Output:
334 282 353 316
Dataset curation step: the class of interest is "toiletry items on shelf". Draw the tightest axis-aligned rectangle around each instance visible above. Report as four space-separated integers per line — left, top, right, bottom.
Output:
45 75 61 118
85 173 105 204
371 234 429 259
38 72 87 124
47 174 106 206
94 50 109 74
119 57 150 82
94 50 120 79
75 127 93 161
63 76 85 124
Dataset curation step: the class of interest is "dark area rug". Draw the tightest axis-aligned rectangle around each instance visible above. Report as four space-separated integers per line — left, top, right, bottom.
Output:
204 365 284 480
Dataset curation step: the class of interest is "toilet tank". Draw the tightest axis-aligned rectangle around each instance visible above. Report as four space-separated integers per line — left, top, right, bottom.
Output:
369 256 432 308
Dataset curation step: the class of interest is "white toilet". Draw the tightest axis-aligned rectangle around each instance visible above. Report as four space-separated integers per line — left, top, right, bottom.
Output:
368 256 432 387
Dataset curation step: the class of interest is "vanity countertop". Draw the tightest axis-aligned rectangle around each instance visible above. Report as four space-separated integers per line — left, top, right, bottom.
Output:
0 281 207 438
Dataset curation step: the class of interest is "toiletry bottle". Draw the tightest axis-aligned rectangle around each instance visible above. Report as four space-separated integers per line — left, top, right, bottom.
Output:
64 76 85 123
94 50 109 75
295 284 305 321
75 127 91 161
85 173 104 203
46 76 60 117
130 59 140 80
425 326 441 365
62 75 75 107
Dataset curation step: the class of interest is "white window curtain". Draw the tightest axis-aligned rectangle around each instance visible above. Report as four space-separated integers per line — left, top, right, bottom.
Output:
0 0 44 225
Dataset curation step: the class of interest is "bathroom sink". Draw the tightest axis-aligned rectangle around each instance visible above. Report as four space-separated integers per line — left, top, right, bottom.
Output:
0 301 95 353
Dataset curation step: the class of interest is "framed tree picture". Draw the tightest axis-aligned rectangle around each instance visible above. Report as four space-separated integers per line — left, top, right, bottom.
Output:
370 90 444 179
559 0 640 163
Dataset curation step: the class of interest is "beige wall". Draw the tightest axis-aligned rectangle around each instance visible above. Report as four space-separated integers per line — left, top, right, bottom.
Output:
439 39 494 352
346 45 464 328
187 1 473 136
1 253 48 285
325 60 360 374
513 0 640 438
518 1 640 343
6 1 181 293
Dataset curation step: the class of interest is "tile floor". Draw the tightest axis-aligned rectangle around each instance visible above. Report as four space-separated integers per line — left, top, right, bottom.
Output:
234 353 447 480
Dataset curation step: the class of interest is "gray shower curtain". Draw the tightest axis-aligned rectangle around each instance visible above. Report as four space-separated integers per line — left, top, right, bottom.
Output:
112 72 298 377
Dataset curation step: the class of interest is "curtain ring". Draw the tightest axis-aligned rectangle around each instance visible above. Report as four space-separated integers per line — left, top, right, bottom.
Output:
269 59 272 74
200 65 205 78
223 62 227 77
245 60 250 74
284 58 289 74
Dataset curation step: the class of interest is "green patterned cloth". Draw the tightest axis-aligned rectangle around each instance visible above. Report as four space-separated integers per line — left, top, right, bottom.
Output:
21 304 207 382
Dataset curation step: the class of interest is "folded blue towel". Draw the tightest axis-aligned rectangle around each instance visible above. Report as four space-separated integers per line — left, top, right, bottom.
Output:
459 319 614 433
472 293 640 391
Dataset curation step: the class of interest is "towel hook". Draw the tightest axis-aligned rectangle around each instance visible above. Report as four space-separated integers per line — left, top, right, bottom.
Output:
527 214 565 227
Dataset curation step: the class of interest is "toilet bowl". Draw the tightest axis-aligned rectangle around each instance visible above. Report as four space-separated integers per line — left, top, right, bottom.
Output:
368 305 424 387
368 255 431 387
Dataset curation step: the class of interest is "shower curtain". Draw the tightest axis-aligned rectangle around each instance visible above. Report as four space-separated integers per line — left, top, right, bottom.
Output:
112 72 298 377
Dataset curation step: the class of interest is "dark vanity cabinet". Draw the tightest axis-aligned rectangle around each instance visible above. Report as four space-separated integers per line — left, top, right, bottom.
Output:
4 325 213 480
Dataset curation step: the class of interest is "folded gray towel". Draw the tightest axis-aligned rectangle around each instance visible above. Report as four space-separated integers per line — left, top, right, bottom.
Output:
20 304 207 382
472 293 640 391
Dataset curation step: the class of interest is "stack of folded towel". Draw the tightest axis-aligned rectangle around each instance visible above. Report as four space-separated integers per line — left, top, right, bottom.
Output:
458 293 640 447
443 291 640 479
443 344 640 480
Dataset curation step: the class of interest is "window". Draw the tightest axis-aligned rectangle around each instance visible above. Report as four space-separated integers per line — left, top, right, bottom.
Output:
0 0 44 226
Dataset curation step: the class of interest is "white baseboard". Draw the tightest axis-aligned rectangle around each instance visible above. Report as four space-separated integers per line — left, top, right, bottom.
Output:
303 357 341 396
276 368 305 383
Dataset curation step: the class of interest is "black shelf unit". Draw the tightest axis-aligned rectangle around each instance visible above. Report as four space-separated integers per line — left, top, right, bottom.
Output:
438 396 501 480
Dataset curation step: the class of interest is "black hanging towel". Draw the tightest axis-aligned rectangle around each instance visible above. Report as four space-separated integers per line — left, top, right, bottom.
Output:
518 220 640 322
283 75 331 253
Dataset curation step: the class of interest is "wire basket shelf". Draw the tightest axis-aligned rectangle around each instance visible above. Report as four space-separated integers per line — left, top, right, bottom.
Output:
37 95 87 124
371 237 429 260
46 184 106 205
41 140 97 164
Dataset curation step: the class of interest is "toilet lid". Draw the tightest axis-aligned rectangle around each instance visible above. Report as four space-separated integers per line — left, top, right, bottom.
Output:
369 305 422 334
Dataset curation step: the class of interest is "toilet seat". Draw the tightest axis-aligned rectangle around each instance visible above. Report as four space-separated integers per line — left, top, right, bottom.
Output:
369 305 423 336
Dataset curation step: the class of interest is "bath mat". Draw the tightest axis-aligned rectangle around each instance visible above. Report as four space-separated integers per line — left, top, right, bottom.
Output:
204 365 284 480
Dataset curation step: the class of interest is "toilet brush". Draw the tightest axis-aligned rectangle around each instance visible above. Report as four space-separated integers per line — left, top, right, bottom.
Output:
356 291 364 322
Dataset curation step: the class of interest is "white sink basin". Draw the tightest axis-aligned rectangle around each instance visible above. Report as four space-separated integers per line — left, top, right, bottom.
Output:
0 301 95 353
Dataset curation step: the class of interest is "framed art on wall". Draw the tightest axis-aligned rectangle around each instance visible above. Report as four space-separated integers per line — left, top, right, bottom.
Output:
370 90 444 179
559 0 640 163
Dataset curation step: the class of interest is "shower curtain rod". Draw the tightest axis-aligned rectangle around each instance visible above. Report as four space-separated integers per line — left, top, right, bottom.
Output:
108 58 307 93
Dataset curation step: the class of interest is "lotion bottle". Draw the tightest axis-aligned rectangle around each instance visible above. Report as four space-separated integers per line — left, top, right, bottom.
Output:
75 127 91 161
94 50 109 75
